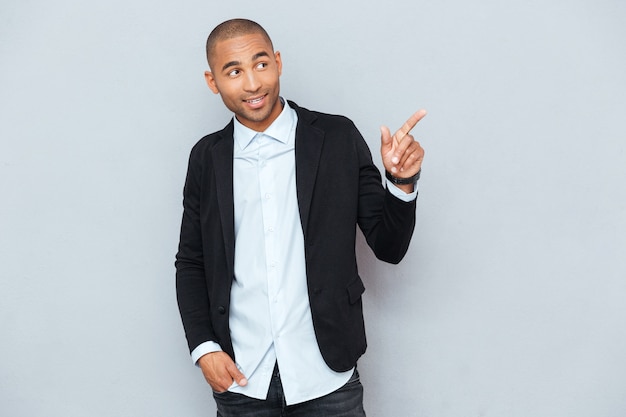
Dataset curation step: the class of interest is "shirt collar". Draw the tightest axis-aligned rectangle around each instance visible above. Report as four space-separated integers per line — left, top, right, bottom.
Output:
233 98 294 150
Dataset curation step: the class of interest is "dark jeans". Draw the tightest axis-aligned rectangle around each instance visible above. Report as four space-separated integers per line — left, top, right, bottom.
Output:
213 365 366 417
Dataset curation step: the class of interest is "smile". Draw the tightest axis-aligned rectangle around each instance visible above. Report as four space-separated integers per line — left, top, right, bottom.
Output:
245 96 265 104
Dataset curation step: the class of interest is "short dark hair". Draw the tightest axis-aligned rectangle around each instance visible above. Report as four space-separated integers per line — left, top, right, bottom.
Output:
206 19 274 68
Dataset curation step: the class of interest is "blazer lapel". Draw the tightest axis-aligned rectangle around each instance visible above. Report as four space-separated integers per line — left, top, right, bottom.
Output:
212 122 235 278
212 106 324 268
293 104 325 236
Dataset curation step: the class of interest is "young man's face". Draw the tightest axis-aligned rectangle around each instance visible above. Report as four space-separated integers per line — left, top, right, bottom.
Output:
205 33 283 132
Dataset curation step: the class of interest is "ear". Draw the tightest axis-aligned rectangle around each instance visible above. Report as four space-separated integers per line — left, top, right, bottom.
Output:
274 51 282 76
204 71 219 94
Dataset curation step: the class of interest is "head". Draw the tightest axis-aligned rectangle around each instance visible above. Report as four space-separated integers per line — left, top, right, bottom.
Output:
204 19 283 132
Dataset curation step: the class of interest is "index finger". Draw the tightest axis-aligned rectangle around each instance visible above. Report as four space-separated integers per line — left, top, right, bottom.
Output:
394 109 427 144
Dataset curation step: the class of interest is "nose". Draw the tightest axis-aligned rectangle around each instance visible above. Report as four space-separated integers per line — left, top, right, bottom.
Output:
243 71 261 92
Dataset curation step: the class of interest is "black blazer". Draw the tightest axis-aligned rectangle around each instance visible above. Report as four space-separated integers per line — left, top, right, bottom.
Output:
176 101 417 372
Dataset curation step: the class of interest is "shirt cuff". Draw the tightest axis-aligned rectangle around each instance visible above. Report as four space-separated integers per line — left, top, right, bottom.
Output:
386 178 419 202
191 341 223 366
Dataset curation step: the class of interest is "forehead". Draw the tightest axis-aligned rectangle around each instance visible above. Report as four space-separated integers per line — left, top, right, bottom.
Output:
210 33 273 68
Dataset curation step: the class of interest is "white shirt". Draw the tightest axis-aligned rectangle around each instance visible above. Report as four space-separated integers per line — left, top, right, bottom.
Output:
191 100 417 405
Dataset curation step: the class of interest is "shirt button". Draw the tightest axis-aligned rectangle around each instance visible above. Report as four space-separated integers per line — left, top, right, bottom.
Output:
265 193 271 200
268 227 274 233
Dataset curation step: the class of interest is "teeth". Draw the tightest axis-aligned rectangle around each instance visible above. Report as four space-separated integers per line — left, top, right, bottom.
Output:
247 97 263 104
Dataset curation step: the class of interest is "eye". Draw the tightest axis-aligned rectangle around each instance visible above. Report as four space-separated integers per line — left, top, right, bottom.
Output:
227 69 240 77
256 62 267 70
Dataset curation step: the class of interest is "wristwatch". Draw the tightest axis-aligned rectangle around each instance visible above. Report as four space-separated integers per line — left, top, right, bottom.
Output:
385 169 421 185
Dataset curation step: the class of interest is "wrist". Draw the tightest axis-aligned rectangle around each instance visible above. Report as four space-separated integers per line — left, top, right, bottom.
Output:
385 169 421 185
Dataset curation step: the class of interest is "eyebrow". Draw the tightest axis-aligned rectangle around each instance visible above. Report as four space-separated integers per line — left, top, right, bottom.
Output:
221 51 270 72
252 51 270 61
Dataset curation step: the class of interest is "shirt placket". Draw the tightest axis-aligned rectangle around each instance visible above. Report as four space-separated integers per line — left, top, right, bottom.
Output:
257 134 281 342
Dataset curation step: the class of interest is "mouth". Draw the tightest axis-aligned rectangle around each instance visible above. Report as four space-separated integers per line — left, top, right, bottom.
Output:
244 95 266 105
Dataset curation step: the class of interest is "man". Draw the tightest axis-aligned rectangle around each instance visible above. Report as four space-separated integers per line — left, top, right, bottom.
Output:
176 18 425 416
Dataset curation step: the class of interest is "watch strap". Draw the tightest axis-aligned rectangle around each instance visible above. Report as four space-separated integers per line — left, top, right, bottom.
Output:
385 169 421 185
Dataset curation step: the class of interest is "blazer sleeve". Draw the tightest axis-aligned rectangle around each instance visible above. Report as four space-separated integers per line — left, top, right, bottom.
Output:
353 124 417 264
175 146 217 353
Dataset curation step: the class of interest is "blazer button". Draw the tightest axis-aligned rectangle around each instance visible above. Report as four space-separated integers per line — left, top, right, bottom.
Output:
217 306 226 315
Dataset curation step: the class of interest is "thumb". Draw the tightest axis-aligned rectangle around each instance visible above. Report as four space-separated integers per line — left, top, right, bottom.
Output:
227 362 248 386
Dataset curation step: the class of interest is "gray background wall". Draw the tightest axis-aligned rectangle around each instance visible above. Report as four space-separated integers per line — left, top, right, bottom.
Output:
1 0 625 416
